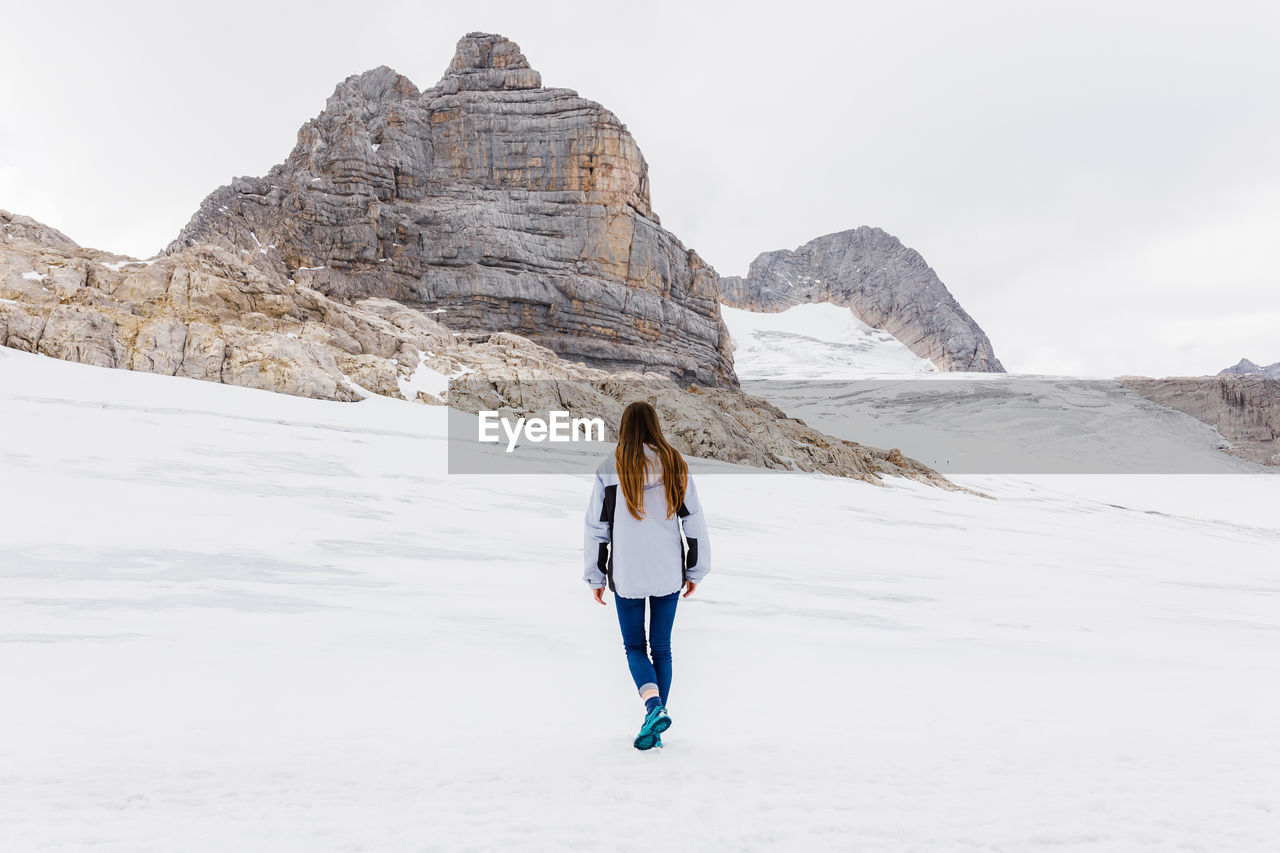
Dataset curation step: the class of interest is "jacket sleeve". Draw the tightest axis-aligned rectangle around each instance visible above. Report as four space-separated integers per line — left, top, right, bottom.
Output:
583 472 610 589
680 477 710 584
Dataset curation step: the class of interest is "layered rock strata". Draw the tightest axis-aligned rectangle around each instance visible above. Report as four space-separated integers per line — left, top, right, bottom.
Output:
166 33 733 387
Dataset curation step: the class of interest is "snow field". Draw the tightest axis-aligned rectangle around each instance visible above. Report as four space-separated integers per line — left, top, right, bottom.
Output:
1 347 1278 851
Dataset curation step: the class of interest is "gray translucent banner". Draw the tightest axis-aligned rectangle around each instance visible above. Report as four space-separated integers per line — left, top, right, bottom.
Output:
446 376 1276 475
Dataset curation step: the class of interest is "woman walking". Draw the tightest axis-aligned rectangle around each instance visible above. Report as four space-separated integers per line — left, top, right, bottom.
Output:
583 401 710 751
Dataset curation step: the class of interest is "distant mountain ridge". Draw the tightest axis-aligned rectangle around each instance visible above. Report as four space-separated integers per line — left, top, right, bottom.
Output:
1219 358 1280 379
720 227 1004 373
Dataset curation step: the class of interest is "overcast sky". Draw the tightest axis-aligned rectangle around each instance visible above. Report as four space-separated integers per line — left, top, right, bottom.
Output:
3 0 1277 377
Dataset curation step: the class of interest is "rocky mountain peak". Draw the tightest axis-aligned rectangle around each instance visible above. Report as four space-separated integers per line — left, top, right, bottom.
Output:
1219 358 1280 379
323 65 420 118
163 31 733 387
437 32 542 93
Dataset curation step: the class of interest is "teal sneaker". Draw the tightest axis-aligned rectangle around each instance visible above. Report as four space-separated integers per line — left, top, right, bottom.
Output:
654 733 664 748
633 704 672 751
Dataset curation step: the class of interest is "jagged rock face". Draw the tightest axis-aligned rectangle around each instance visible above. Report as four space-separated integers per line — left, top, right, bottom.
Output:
1 212 79 251
720 227 1004 373
166 33 733 388
2 208 972 490
1219 358 1280 379
1121 375 1279 466
2 209 453 402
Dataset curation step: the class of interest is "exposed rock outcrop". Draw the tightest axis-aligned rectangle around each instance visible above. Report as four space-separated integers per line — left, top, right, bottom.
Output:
1120 375 1279 466
3 209 454 402
1219 358 1280 380
1 212 79 251
1 208 975 492
165 33 733 387
721 227 1004 372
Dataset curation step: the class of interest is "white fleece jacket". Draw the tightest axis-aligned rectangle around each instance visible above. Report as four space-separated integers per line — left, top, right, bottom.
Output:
583 445 710 598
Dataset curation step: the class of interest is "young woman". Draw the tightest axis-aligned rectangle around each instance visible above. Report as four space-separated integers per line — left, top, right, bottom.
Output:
583 401 710 751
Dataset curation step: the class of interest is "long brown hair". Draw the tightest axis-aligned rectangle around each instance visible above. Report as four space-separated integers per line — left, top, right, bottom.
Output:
615 401 688 521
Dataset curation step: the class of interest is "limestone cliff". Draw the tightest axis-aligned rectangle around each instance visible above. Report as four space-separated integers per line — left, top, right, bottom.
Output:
721 227 1004 372
1120 375 1279 466
166 33 733 387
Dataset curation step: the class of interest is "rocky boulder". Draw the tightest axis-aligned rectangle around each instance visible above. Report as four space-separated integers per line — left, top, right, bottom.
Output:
165 32 734 387
721 227 1004 372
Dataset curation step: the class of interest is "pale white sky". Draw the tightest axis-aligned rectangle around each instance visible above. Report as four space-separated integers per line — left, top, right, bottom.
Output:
3 0 1277 377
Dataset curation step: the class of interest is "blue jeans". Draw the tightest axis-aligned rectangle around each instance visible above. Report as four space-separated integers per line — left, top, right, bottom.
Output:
615 590 679 706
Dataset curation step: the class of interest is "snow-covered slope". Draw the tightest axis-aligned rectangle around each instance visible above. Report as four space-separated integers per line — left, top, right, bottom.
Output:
747 377 1265 475
723 301 1265 474
722 302 938 378
2 346 1278 850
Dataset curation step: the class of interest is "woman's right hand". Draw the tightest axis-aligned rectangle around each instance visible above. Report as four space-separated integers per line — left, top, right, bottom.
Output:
682 581 698 598
592 587 607 605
